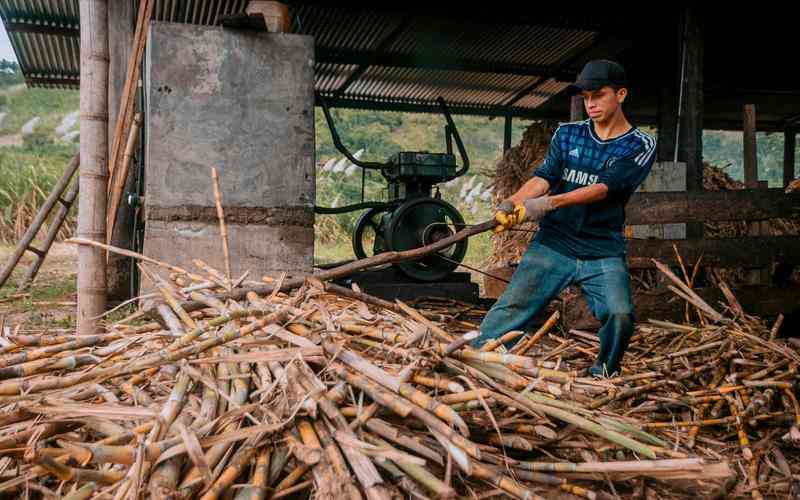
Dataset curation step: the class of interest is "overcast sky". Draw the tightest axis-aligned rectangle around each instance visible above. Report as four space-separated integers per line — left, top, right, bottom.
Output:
0 24 17 61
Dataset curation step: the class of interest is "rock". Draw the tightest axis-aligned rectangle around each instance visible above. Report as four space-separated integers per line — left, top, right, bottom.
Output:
55 110 79 135
21 116 40 136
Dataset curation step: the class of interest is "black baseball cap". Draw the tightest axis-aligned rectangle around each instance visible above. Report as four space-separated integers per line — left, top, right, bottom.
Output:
566 60 627 96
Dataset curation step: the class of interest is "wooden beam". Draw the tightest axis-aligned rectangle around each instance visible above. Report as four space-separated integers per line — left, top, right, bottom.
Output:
785 127 796 187
656 85 677 162
503 115 512 152
316 47 574 79
679 7 704 239
333 16 411 97
743 104 758 188
742 104 769 284
626 188 800 224
626 236 800 269
564 285 800 328
5 22 79 37
503 35 631 108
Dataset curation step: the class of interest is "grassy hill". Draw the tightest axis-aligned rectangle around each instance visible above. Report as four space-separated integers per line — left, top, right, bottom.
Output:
0 63 79 245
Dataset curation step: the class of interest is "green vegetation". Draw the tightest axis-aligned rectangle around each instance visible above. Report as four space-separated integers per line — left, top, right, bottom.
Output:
0 63 79 244
0 61 794 275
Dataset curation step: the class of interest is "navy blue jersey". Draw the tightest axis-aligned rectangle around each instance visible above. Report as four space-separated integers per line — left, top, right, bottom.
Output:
531 119 656 258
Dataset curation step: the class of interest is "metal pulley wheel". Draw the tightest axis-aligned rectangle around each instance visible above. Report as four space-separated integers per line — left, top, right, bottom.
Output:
351 206 391 260
384 197 468 281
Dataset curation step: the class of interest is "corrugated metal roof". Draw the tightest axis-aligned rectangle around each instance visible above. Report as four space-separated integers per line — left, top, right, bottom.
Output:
0 1 604 116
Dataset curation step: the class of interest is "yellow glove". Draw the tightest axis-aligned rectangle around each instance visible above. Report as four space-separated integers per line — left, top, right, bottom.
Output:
494 201 526 233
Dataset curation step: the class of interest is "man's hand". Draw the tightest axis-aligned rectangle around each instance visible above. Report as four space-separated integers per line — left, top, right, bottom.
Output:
521 196 555 222
494 196 555 233
494 200 524 233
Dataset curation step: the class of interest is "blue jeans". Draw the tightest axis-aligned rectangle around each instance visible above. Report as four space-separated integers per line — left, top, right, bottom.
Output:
474 242 635 375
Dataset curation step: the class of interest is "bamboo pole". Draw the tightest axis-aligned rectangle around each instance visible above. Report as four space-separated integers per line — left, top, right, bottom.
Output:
106 112 141 243
107 0 153 193
211 167 232 285
77 0 109 335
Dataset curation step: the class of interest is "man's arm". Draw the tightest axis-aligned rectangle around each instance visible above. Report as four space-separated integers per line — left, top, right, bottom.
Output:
506 176 551 204
550 183 608 209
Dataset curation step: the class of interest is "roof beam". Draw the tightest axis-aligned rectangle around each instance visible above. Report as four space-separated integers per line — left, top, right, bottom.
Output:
502 35 631 109
317 92 572 120
25 76 79 87
333 16 412 97
502 36 633 115
287 2 643 34
3 13 79 37
317 47 576 78
5 21 79 37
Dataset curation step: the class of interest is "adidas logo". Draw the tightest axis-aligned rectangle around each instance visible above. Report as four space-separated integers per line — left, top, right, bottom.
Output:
569 148 580 158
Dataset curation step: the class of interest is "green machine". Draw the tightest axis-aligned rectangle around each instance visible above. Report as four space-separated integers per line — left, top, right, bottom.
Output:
316 97 470 282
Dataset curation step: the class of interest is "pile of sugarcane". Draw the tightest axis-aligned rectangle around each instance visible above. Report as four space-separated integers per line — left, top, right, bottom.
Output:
0 252 797 499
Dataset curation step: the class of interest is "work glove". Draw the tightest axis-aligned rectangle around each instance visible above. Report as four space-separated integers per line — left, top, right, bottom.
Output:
494 196 554 233
521 195 555 223
493 200 524 233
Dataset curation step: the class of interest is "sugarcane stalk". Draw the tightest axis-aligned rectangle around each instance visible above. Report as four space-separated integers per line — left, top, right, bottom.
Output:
368 435 455 499
270 463 307 497
0 333 121 369
295 377 388 497
438 389 492 405
62 482 97 500
449 347 535 369
511 310 560 356
512 458 705 473
0 307 288 397
233 447 269 500
480 329 524 353
642 412 785 428
211 167 232 285
411 374 465 394
37 454 125 485
0 421 79 452
364 418 443 466
271 480 313 499
311 419 362 500
0 353 101 380
179 356 255 496
330 365 413 418
471 461 543 500
199 437 260 500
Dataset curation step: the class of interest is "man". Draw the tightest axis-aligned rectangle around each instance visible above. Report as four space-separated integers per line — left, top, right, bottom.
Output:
473 60 656 377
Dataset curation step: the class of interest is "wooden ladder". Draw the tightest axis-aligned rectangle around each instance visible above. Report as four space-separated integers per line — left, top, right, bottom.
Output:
0 154 79 290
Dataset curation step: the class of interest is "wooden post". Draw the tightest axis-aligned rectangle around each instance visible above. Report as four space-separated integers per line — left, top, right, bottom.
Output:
743 104 758 189
743 104 769 284
503 115 512 152
680 7 704 240
78 0 109 334
656 86 678 163
785 127 796 188
570 95 584 122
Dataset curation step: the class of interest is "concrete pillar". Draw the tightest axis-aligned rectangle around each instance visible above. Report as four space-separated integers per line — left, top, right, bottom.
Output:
142 24 315 284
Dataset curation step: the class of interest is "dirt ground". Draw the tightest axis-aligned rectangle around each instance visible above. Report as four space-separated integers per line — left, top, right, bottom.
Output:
0 242 78 332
